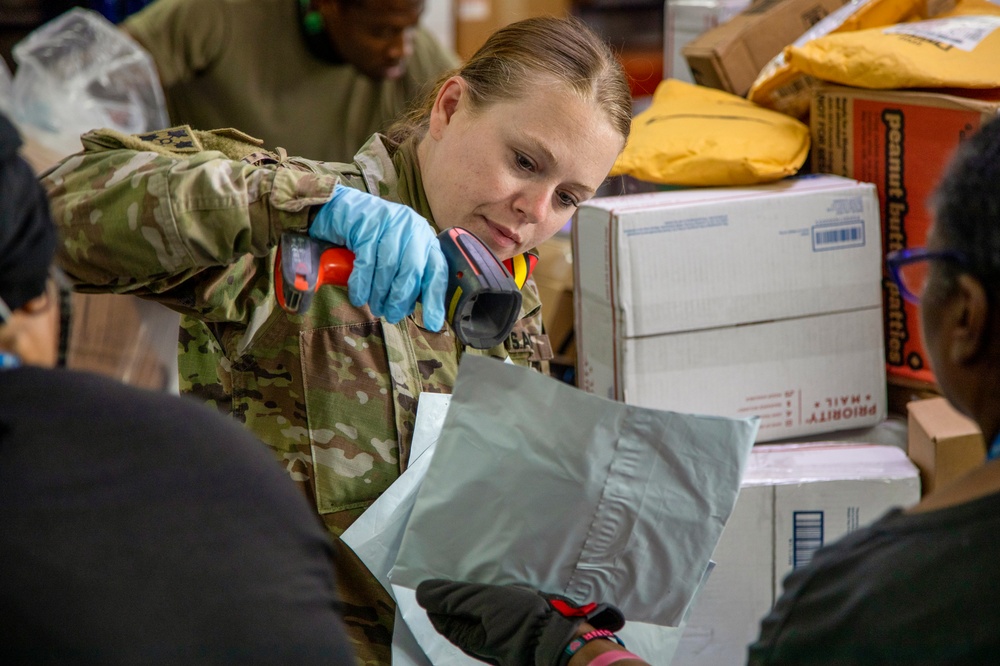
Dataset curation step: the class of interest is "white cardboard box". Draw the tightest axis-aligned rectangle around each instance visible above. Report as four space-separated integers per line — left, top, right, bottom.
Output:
573 175 887 441
673 443 921 666
664 0 752 84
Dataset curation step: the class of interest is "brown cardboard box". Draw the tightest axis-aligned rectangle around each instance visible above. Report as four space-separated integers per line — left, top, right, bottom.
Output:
533 235 575 368
907 397 985 495
811 85 1000 386
681 0 848 96
454 0 570 61
65 292 178 392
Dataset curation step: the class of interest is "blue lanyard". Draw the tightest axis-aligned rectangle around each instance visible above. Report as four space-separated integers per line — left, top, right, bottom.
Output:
0 352 21 369
988 433 1000 462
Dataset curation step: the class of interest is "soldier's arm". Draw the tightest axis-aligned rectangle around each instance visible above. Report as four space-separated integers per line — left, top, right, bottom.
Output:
42 144 337 302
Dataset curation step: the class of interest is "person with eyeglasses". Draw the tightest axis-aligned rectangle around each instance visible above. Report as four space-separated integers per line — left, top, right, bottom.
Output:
0 112 357 664
746 114 1000 663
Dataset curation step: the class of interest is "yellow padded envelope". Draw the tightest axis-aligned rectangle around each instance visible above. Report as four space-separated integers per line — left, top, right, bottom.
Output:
786 0 1000 90
610 79 810 186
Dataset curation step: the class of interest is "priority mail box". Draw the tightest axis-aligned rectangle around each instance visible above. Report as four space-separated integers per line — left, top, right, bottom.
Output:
673 443 920 666
574 175 887 442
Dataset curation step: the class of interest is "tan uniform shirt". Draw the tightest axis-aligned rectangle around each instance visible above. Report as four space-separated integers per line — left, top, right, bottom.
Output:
124 0 458 162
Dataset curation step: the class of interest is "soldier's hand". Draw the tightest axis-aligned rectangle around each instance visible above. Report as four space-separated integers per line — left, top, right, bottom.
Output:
416 578 625 666
309 185 447 330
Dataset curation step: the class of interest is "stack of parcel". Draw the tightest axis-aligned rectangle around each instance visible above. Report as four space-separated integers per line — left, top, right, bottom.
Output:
567 0 1000 662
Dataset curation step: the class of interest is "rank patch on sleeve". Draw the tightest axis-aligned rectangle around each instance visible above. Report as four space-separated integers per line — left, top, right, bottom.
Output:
134 126 203 153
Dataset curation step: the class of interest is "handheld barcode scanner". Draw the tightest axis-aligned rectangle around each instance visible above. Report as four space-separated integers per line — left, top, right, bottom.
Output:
275 227 523 349
437 227 523 349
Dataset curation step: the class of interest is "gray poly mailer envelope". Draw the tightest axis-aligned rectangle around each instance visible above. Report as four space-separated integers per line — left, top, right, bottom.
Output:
389 354 759 629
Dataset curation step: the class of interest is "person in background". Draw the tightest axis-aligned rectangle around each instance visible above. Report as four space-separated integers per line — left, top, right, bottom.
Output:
0 111 356 664
414 116 1000 666
122 0 458 162
42 16 632 664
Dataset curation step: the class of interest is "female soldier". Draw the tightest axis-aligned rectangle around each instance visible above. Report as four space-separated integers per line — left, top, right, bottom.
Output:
42 16 632 664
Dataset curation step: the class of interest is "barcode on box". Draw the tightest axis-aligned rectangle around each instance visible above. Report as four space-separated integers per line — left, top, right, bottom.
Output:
792 510 824 569
812 220 865 251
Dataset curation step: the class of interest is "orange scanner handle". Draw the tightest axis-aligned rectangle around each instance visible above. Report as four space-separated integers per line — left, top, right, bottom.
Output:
275 233 356 314
315 246 355 288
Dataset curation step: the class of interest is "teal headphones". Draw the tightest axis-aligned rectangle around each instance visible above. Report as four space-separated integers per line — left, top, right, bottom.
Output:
299 0 324 35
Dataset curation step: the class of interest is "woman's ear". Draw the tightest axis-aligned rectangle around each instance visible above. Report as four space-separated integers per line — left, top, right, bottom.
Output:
949 273 991 366
428 76 466 140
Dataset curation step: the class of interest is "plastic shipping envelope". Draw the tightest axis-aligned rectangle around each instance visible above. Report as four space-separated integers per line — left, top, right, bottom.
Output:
387 355 759 663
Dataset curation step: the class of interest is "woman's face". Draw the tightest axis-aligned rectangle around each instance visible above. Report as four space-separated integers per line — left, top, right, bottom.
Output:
419 77 625 261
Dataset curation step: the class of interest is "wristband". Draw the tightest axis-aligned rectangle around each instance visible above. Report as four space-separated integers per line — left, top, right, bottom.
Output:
587 650 645 666
565 629 626 660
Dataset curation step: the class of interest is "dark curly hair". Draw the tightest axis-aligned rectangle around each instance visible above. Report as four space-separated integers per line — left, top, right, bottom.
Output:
930 116 1000 287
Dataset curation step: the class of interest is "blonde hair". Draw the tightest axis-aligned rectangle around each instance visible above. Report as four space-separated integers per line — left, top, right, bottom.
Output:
386 15 632 147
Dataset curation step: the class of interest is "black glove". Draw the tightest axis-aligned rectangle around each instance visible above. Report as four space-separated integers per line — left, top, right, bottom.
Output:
415 579 625 666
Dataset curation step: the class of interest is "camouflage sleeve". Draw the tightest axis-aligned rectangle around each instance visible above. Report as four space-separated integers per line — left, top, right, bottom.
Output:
42 145 338 323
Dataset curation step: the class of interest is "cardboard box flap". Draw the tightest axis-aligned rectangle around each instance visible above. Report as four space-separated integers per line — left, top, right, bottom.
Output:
577 175 882 338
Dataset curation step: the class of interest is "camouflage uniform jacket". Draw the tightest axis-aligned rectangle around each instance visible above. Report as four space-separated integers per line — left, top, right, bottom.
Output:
42 126 549 665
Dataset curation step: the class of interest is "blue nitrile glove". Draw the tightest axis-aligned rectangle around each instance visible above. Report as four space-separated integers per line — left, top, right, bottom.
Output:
308 185 447 330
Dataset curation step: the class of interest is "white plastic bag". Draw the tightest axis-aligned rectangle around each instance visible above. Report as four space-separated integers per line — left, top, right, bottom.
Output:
9 7 168 155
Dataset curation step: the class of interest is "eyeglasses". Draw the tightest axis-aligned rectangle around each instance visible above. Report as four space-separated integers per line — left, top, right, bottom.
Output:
0 266 72 324
886 247 972 305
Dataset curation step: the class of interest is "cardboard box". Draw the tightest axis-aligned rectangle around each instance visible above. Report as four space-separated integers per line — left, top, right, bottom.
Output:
533 235 576 367
681 0 848 96
454 0 570 61
665 0 753 85
907 397 985 495
811 85 1000 385
66 292 180 392
673 443 920 666
574 175 887 442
